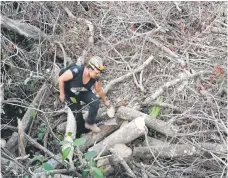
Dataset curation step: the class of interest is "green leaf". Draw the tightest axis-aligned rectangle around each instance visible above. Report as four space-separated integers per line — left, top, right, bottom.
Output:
42 162 53 171
62 147 71 160
70 97 77 103
67 132 72 136
149 96 162 117
89 159 96 167
33 155 46 163
23 175 29 178
82 169 90 178
149 106 160 117
85 151 96 161
31 110 37 120
73 138 86 146
59 140 70 145
38 133 44 140
91 167 104 178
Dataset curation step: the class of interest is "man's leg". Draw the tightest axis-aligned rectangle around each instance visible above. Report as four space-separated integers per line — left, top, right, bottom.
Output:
80 91 101 132
65 95 89 137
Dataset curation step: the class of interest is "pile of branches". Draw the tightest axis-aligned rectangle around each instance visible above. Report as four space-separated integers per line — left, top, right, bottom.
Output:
1 1 227 178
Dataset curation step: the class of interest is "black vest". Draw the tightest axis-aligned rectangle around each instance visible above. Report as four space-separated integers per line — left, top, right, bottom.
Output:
64 65 96 97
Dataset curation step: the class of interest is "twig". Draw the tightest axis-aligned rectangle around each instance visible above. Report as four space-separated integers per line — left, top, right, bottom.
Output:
104 55 154 94
143 70 212 105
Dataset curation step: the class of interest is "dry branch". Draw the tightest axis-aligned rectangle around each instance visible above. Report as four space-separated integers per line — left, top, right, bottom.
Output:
17 119 26 156
6 82 51 153
143 70 212 105
0 14 46 39
116 106 178 136
104 55 154 94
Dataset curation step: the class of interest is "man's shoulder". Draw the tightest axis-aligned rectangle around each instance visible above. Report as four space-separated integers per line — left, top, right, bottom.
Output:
70 64 84 73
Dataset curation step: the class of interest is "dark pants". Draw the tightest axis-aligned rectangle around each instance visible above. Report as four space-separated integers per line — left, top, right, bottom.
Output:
65 90 100 136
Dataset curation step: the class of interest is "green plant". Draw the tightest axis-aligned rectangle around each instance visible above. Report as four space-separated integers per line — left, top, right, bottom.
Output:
33 155 53 172
149 96 163 117
59 133 104 178
37 124 47 141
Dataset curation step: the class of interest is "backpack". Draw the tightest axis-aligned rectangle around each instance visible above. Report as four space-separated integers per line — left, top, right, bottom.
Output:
59 63 77 76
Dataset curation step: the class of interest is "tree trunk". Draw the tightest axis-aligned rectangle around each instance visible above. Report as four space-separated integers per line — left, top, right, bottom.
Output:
116 106 178 136
133 143 227 159
89 117 146 155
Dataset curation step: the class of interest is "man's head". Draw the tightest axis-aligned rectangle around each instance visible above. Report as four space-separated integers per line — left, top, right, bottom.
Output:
87 56 105 79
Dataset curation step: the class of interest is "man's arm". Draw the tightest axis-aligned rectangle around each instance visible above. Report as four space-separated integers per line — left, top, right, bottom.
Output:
94 80 109 106
58 70 73 101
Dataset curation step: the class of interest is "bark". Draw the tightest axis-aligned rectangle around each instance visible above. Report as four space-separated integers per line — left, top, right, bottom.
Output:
0 14 46 39
6 82 50 153
61 107 77 169
88 117 146 155
17 119 26 156
143 136 167 146
116 106 178 136
80 123 120 152
0 83 3 114
110 148 137 178
133 143 227 159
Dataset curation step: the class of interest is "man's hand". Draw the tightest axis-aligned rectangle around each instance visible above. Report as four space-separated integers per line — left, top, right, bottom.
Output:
104 100 111 108
59 93 65 102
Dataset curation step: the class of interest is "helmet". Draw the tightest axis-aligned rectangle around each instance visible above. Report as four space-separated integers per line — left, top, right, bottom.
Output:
88 56 105 72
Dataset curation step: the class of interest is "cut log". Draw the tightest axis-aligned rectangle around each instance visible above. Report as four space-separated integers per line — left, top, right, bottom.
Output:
88 117 146 155
6 82 51 153
112 144 132 161
116 106 178 136
79 123 120 152
61 107 76 169
133 143 227 159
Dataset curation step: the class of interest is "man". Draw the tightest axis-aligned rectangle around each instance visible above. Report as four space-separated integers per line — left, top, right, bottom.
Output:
58 56 110 135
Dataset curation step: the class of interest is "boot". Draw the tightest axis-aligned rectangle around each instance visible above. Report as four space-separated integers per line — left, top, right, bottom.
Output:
85 123 101 133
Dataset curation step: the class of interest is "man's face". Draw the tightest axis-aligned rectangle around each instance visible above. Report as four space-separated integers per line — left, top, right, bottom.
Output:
89 68 101 79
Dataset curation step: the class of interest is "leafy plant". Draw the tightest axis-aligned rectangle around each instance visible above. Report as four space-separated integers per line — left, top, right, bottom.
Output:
59 136 104 178
149 96 163 117
34 155 53 172
37 125 47 141
60 137 86 160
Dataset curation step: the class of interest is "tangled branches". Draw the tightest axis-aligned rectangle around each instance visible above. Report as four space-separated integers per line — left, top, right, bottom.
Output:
1 1 227 178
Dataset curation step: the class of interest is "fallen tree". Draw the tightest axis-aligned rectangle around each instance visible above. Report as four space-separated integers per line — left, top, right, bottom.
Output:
116 106 178 136
133 143 227 159
89 117 146 155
